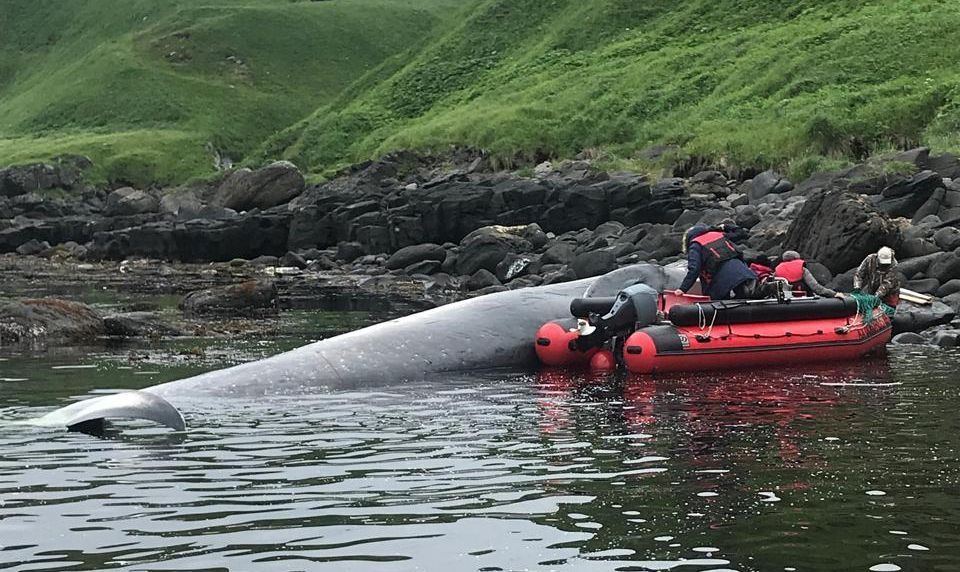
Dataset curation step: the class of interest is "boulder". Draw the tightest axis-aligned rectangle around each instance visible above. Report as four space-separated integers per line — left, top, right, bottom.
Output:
891 332 926 345
904 278 940 294
105 187 159 216
404 259 442 275
336 241 365 262
876 170 943 218
936 279 960 298
103 312 183 337
213 161 306 211
159 190 203 220
280 251 308 269
0 298 104 343
927 248 960 283
466 269 501 291
179 280 278 316
782 190 901 274
495 253 538 283
892 300 955 334
932 330 960 348
748 170 794 200
15 238 49 256
385 243 447 270
456 225 533 275
933 227 960 251
542 242 577 265
571 248 617 279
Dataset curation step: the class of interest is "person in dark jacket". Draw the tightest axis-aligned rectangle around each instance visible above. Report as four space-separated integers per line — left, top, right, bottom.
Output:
674 224 758 300
774 250 844 298
854 246 901 307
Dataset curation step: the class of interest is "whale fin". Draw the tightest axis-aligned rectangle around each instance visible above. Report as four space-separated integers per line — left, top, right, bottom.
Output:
31 390 185 433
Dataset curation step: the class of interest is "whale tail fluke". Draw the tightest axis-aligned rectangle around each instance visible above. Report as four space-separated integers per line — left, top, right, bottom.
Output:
30 390 185 434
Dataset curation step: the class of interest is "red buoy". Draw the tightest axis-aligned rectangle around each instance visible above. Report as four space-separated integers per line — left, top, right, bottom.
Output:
534 321 597 366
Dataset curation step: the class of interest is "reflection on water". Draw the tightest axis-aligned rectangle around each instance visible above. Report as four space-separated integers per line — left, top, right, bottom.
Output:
1 345 960 571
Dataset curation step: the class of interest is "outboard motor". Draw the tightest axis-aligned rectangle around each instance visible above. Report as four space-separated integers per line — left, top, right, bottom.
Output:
574 283 659 351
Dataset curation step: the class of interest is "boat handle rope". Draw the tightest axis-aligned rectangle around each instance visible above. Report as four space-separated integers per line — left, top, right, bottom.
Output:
696 303 719 339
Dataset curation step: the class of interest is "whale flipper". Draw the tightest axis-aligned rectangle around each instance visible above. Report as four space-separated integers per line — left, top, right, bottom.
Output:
31 390 186 432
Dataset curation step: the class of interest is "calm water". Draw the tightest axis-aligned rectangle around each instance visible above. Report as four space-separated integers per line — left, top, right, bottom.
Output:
1 328 959 571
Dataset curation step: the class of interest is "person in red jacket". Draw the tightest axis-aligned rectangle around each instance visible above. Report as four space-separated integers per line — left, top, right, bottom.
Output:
774 251 843 298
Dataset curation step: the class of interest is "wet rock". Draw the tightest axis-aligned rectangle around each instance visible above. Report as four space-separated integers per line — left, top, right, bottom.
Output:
15 238 49 256
105 187 159 216
179 280 278 316
891 332 926 344
385 243 447 270
466 269 501 291
280 251 308 269
783 190 901 274
336 241 365 263
571 248 617 279
892 300 955 334
456 225 533 275
0 298 104 343
404 259 442 275
103 312 183 337
213 161 305 211
932 330 960 348
495 253 538 283
249 255 280 266
542 266 578 285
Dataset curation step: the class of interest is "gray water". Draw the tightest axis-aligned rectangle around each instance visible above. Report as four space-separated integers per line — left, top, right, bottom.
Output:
1 331 959 571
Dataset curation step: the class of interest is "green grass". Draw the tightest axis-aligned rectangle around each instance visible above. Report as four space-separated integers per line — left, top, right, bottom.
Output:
6 0 960 185
265 0 960 177
0 0 468 185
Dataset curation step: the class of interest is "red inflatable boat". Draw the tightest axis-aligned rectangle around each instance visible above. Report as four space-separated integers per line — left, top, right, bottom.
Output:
535 291 892 374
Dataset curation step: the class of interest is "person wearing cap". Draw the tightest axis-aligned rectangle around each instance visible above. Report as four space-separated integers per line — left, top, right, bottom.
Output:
674 223 758 300
854 246 901 307
774 250 843 298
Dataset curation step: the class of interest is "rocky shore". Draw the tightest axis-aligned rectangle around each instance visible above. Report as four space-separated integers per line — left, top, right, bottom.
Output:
3 147 960 347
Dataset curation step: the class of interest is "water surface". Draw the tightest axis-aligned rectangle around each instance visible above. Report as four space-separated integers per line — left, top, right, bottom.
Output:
1 336 958 571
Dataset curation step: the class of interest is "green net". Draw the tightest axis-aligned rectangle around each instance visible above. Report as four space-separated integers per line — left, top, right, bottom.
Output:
848 292 894 323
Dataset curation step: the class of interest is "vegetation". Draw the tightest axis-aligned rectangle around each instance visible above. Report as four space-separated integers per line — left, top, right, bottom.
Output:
0 0 466 185
3 0 960 184
266 0 960 178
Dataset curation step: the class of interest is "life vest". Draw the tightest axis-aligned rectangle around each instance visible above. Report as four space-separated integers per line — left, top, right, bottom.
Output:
691 231 739 282
775 259 806 287
749 263 774 282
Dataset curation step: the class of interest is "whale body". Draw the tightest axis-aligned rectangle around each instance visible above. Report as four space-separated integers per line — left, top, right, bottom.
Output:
34 264 685 431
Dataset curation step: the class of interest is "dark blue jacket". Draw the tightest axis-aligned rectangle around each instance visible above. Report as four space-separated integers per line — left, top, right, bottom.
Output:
679 226 756 300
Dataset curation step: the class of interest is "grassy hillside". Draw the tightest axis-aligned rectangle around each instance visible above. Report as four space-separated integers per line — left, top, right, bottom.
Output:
0 0 469 185
263 0 960 180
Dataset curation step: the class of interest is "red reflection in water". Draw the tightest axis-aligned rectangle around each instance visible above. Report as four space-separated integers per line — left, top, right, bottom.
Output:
536 358 893 464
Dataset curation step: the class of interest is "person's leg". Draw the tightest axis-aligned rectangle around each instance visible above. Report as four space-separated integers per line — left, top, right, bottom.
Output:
733 278 757 299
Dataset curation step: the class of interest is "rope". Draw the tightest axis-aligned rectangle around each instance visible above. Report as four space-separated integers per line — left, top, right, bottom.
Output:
696 302 719 339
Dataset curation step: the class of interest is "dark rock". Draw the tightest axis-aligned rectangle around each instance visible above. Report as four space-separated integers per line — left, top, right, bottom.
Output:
748 170 794 200
900 237 940 259
928 152 960 179
456 225 533 275
249 255 280 266
891 332 926 344
905 278 940 294
806 261 833 285
404 259 442 275
783 190 901 274
688 170 729 197
0 298 104 343
932 330 960 348
466 269 501 291
829 267 857 292
105 187 159 216
336 241 365 262
571 248 617 279
280 251 308 269
876 170 943 218
897 251 946 278
179 280 278 316
385 243 447 270
933 227 960 251
15 238 49 256
542 241 577 265
159 190 203 220
474 284 509 296
936 279 960 298
892 300 955 334
927 249 960 283
213 161 306 211
103 312 183 337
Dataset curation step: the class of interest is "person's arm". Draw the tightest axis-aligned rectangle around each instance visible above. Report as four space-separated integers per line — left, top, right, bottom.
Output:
875 270 901 300
802 268 836 297
853 257 868 290
677 245 702 293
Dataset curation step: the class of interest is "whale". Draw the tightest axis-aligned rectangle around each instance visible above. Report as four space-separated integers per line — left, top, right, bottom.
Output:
31 263 686 432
